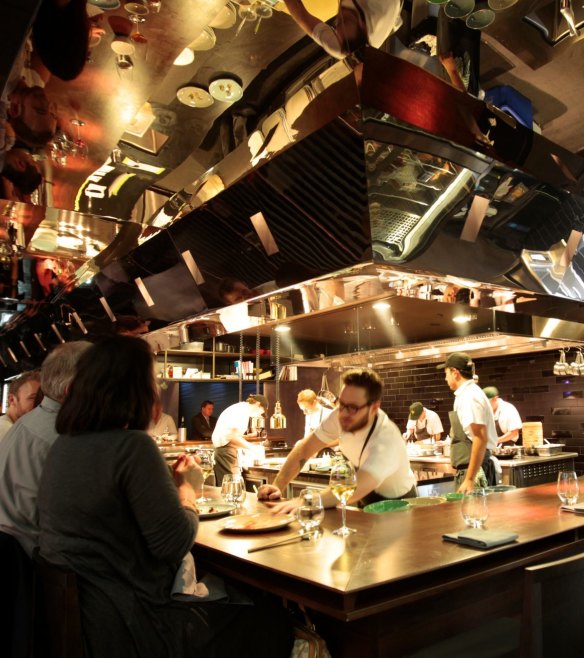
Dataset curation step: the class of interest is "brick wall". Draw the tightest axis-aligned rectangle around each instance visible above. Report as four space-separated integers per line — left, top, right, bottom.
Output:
378 350 584 472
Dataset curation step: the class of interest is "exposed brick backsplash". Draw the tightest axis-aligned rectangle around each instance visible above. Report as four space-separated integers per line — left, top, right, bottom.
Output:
378 350 584 472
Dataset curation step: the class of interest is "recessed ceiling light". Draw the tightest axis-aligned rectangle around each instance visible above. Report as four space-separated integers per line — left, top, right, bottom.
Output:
173 47 195 66
209 77 243 103
176 85 214 108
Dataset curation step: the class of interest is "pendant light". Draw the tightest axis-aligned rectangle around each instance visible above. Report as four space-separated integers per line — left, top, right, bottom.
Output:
270 329 286 429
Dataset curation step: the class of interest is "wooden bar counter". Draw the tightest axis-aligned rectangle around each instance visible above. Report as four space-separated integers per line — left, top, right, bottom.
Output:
193 482 584 657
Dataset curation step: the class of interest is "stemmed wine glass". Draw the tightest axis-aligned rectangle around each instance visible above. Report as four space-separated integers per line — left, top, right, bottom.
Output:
329 458 357 536
125 2 149 43
196 449 215 502
221 474 246 509
557 471 579 505
461 488 489 529
235 2 257 37
295 489 325 537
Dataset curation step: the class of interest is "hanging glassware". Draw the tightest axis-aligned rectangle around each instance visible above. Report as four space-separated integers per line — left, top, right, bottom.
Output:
553 349 568 376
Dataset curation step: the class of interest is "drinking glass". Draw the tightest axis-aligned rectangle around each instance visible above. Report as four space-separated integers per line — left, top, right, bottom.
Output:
329 459 357 536
196 449 215 502
221 474 246 508
294 489 325 536
461 489 489 528
557 471 579 505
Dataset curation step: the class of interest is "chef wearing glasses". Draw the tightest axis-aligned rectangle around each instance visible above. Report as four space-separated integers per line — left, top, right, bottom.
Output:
258 368 416 511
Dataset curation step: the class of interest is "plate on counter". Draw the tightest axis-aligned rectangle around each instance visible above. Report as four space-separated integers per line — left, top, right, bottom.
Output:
198 503 236 519
408 496 447 507
363 499 411 514
222 513 294 533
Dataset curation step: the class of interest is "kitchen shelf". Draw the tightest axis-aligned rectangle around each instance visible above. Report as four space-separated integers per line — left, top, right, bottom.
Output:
163 377 271 383
156 350 267 359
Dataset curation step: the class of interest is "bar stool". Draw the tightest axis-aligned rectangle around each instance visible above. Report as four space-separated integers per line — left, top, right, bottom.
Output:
32 551 85 658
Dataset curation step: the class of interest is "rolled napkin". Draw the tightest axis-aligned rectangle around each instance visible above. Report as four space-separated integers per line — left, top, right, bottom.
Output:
443 529 519 549
171 553 209 599
561 503 584 514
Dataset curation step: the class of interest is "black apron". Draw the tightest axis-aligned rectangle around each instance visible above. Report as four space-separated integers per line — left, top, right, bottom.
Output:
346 415 418 508
413 419 432 442
448 410 496 487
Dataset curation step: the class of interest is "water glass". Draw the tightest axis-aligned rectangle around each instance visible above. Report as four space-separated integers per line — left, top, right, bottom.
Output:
294 489 325 535
461 489 489 529
557 471 579 505
221 475 246 508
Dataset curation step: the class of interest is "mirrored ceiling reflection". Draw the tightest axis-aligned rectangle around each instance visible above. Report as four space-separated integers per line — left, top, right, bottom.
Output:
363 116 584 302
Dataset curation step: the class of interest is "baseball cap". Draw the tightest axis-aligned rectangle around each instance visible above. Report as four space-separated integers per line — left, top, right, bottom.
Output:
409 402 424 421
482 386 499 400
436 352 474 373
248 393 268 410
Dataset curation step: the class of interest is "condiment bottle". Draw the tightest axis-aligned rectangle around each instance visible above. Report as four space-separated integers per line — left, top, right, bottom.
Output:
178 416 187 442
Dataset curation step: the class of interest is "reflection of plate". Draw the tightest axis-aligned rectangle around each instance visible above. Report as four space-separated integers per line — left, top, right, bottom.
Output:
408 496 447 507
88 0 121 8
176 86 214 108
485 485 517 494
189 26 216 51
223 513 294 533
198 503 236 519
363 500 411 514
209 2 237 29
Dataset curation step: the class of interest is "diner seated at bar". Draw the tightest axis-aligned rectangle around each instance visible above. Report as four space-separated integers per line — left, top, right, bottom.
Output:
2 0 584 655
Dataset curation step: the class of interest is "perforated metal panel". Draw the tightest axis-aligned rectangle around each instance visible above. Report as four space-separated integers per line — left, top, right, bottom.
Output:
510 458 576 487
371 208 420 254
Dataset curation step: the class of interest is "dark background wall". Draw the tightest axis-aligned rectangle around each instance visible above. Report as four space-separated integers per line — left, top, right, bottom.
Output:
375 349 584 472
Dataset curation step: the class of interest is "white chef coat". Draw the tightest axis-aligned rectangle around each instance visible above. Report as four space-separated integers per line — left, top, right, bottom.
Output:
453 380 498 451
494 399 522 437
212 402 251 448
315 408 415 499
406 407 443 437
304 404 332 438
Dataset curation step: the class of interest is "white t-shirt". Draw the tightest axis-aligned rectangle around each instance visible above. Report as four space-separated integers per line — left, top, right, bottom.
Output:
453 380 498 451
304 404 332 438
212 402 251 448
149 412 177 438
406 408 443 437
315 408 415 499
494 399 522 437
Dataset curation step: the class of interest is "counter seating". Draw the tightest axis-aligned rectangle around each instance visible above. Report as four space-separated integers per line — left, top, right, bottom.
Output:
0 531 32 658
33 551 85 658
408 550 584 658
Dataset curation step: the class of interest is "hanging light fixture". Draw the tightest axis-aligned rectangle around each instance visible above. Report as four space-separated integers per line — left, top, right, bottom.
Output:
270 329 286 429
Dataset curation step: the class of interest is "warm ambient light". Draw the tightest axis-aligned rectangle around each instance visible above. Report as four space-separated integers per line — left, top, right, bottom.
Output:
275 325 291 333
173 47 195 66
372 301 391 310
453 313 477 324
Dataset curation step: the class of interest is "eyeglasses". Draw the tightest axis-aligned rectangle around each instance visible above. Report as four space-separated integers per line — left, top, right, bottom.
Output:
338 401 371 415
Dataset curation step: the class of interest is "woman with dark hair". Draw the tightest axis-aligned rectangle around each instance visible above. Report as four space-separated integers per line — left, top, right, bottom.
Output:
38 336 292 658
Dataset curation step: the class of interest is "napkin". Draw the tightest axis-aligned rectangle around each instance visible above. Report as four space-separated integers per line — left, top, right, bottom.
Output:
171 553 210 599
443 529 519 549
561 503 584 514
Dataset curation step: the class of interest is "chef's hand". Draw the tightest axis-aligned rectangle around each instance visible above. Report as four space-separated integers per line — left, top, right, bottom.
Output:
457 478 475 494
257 483 282 500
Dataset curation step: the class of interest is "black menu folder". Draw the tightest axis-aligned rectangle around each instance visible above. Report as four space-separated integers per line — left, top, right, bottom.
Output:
443 529 519 549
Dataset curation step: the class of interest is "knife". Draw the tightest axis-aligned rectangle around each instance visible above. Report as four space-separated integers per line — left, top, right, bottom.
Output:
248 532 312 553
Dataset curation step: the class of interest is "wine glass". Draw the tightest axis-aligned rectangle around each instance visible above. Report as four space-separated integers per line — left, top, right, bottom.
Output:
196 449 215 502
235 3 257 37
461 489 489 529
557 471 579 505
125 2 149 43
329 458 357 536
294 489 324 536
221 474 246 508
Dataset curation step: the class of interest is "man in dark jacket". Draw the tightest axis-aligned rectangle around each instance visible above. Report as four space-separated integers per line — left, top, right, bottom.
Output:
191 400 217 440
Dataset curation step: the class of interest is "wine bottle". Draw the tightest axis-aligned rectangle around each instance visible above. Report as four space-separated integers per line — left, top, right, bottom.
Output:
178 416 187 442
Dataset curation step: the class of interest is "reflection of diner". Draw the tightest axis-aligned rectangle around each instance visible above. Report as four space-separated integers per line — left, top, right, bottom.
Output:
0 371 42 442
37 336 293 658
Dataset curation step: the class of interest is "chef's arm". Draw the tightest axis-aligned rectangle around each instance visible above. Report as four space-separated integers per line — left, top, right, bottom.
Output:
458 423 488 493
225 429 259 451
432 432 442 442
283 0 321 37
497 429 519 445
271 434 323 492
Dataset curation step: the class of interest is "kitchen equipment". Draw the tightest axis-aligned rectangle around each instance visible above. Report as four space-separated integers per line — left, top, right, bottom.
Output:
522 421 543 450
535 444 563 456
491 447 518 460
178 320 225 345
316 373 337 409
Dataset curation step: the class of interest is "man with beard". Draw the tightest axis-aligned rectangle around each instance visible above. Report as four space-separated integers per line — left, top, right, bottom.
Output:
258 368 416 511
1 147 42 200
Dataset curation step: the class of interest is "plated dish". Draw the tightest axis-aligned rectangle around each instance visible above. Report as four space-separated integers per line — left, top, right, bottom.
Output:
408 496 447 507
197 503 236 519
363 499 411 514
222 513 294 533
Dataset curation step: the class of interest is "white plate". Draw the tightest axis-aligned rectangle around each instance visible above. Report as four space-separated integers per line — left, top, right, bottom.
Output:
176 86 214 108
198 503 236 519
223 513 294 533
189 26 216 51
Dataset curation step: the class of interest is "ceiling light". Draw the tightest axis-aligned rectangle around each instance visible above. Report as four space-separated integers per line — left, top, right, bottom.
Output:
372 301 391 310
275 325 291 333
177 85 214 108
173 47 195 66
209 77 243 103
189 26 216 51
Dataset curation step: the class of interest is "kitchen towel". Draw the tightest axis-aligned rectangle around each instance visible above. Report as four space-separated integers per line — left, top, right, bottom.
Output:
443 528 519 549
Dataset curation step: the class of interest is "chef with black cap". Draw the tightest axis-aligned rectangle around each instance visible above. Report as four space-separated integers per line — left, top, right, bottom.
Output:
482 386 522 445
211 394 267 485
437 352 498 492
405 401 443 443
